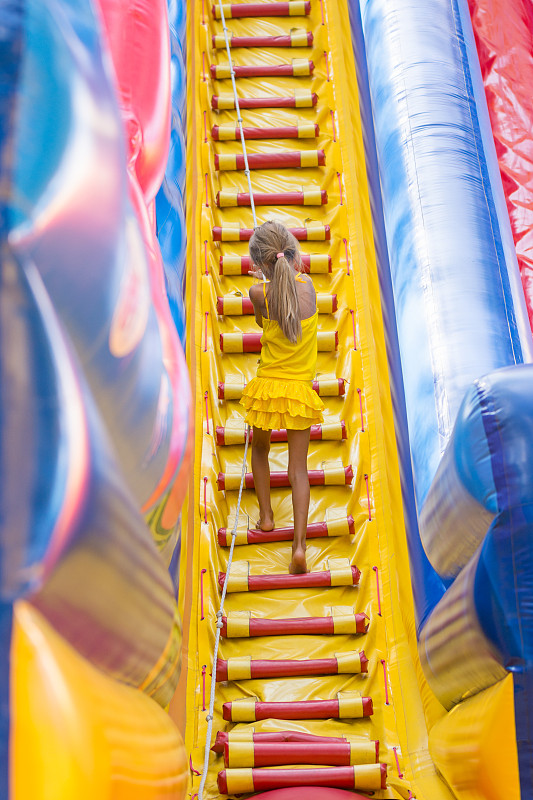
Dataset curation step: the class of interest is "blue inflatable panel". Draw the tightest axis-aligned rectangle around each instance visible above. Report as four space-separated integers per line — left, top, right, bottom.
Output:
358 0 532 518
6 0 186 510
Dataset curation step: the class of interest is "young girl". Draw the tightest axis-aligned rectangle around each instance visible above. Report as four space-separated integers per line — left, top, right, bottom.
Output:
240 220 325 574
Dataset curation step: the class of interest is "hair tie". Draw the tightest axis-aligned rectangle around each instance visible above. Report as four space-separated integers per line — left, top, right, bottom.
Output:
276 252 284 259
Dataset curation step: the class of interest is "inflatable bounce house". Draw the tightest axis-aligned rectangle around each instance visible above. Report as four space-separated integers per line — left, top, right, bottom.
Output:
1 0 532 797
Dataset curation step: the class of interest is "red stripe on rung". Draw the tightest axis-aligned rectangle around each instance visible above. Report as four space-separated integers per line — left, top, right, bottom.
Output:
213 2 311 18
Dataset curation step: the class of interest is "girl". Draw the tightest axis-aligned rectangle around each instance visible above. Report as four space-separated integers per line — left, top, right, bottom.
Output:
240 220 325 574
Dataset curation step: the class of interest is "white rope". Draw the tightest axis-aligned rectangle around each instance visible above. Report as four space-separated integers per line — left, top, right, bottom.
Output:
197 3 261 796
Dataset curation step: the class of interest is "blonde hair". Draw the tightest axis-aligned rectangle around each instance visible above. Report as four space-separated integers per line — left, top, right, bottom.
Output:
249 221 303 343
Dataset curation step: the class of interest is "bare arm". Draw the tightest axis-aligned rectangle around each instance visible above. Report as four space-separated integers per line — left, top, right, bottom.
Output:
249 283 265 328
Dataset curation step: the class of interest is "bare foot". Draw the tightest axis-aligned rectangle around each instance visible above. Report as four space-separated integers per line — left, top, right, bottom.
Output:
255 513 274 532
289 547 308 574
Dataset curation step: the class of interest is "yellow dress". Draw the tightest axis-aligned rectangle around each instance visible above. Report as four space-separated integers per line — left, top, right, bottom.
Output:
240 280 325 431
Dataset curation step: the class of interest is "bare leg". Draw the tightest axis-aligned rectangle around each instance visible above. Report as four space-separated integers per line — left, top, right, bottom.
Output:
287 428 311 574
251 426 274 531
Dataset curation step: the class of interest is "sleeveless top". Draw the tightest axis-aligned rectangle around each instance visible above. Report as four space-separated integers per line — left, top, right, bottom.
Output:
256 278 318 382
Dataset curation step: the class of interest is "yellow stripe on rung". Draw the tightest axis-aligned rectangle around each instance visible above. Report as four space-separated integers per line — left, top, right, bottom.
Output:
354 764 383 790
332 614 358 634
289 0 308 15
309 253 330 270
213 34 227 48
226 614 250 638
230 700 257 722
225 769 254 794
227 741 255 768
338 695 364 718
300 150 319 167
293 58 311 76
223 423 247 445
306 223 327 240
218 190 239 207
215 64 232 79
216 94 236 110
297 122 317 138
294 90 314 107
330 566 355 585
224 470 245 489
221 333 244 352
227 656 252 681
316 293 334 312
316 378 341 395
220 255 242 273
221 295 244 313
217 153 237 170
327 516 351 535
226 573 249 592
320 421 344 440
324 466 347 485
227 729 255 742
223 381 246 399
291 29 309 47
213 4 232 19
303 188 323 205
335 651 363 673
349 741 378 766
317 331 337 351
217 124 237 140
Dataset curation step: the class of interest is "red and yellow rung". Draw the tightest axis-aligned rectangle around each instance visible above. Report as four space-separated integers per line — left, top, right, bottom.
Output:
220 610 369 638
218 764 386 795
213 222 330 241
211 59 314 79
215 419 345 447
218 252 331 274
215 149 325 170
216 188 327 207
212 1 311 19
222 735 376 767
212 729 374 754
217 376 344 399
220 330 337 352
217 464 352 490
216 650 368 682
221 695 372 722
212 90 317 110
212 30 314 48
216 292 336 314
218 559 360 592
212 122 318 140
218 514 354 545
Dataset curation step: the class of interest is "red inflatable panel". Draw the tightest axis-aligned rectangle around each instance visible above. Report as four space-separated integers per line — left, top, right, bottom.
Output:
216 651 368 680
212 2 311 19
212 33 314 48
222 697 373 721
215 150 326 170
467 0 533 331
218 563 361 591
217 515 354 544
218 764 386 793
218 253 331 273
212 124 319 140
95 0 170 203
212 730 357 753
211 62 314 78
216 465 353 489
211 93 318 109
220 612 369 637
215 190 328 206
212 225 331 241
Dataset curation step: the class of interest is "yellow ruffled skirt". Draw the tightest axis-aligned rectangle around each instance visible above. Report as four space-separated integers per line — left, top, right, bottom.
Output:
240 376 325 431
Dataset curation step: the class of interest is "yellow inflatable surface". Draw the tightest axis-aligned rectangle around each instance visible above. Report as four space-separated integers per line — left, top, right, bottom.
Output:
180 0 457 797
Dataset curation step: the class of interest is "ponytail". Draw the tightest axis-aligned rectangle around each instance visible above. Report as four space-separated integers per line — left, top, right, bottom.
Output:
268 254 301 343
249 220 303 343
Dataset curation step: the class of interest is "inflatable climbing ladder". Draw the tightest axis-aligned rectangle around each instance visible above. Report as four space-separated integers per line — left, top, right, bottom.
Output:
182 1 454 798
